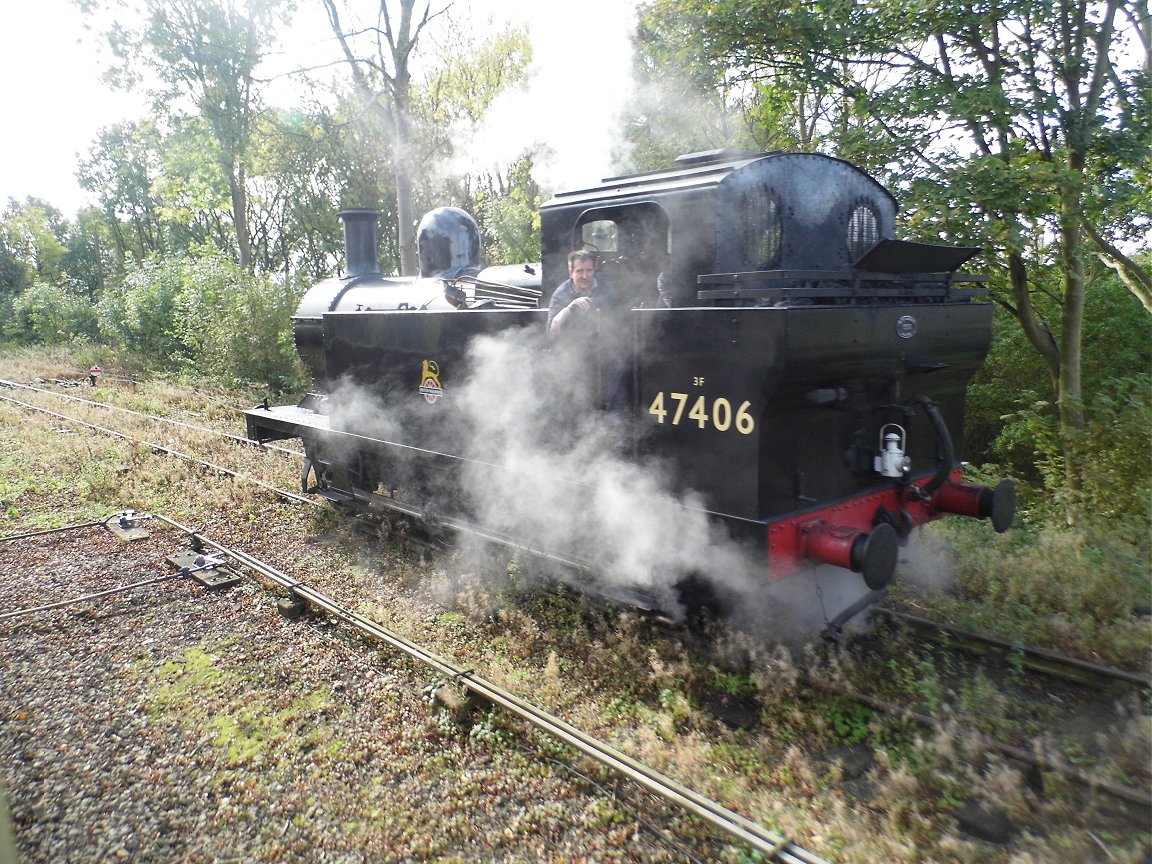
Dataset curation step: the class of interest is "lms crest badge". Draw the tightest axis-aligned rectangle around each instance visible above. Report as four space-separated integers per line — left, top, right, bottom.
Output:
419 360 443 404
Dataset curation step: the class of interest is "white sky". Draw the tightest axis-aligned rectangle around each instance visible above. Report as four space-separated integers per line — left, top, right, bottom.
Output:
0 0 639 217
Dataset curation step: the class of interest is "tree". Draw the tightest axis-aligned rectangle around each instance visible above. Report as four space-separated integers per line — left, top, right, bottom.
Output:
635 0 1151 513
321 0 447 276
84 0 294 271
248 107 381 282
628 9 781 168
64 207 120 298
0 199 69 288
462 157 542 265
410 19 536 257
78 122 167 265
317 3 535 273
152 117 241 254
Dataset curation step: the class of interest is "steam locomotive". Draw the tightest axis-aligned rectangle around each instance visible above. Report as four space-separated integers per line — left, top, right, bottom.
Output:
245 149 1014 620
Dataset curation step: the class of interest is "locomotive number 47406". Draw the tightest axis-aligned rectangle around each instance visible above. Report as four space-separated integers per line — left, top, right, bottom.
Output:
647 392 756 434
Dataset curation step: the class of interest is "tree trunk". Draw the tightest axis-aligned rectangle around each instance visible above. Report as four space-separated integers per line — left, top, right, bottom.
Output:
230 162 253 272
1008 249 1061 382
1057 211 1087 522
1082 221 1152 314
392 80 418 277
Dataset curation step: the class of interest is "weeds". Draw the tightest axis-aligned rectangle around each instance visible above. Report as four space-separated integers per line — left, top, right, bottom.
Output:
913 518 1150 667
2 346 1149 863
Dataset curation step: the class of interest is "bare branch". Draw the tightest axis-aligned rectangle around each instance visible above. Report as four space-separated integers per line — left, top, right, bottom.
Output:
1083 220 1152 313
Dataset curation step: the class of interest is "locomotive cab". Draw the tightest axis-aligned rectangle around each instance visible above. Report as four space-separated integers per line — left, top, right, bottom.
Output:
570 204 672 310
539 149 1014 588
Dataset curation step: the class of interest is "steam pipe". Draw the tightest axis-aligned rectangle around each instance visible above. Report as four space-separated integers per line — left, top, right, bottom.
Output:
914 395 954 496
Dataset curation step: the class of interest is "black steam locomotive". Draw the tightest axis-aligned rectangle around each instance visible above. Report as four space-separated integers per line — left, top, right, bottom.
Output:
246 149 1014 618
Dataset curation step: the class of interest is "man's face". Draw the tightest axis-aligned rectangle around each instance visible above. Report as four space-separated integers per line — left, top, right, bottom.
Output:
569 258 596 295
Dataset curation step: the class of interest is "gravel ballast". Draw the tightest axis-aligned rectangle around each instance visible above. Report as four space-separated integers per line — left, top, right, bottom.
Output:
0 521 690 863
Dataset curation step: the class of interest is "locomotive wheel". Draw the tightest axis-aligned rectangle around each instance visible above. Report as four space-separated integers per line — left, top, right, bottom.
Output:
674 572 729 629
851 523 899 590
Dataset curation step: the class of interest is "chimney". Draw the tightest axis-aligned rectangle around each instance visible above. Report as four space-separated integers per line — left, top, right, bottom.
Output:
339 209 381 277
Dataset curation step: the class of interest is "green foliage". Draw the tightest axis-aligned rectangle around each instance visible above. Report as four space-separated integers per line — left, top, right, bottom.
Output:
1070 376 1152 534
93 250 304 388
96 255 189 361
173 253 306 389
966 268 1151 530
153 118 234 251
3 280 100 345
417 23 532 129
78 122 167 265
925 516 1150 665
0 233 31 297
628 3 757 169
247 110 349 281
470 158 542 265
986 378 1152 538
820 698 873 744
95 0 298 269
1 198 69 288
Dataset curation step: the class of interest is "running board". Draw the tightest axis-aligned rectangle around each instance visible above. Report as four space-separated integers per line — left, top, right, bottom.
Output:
314 488 356 504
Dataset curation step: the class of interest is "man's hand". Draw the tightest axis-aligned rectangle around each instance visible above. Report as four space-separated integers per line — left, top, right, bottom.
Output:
567 297 594 313
549 296 595 334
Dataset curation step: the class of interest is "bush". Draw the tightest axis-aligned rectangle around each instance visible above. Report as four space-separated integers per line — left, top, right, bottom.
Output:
173 255 306 390
95 251 306 390
967 268 1149 467
96 257 189 361
4 280 100 345
1073 375 1152 538
965 266 1150 534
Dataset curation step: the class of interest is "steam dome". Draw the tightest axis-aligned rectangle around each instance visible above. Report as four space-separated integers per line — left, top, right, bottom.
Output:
417 207 482 278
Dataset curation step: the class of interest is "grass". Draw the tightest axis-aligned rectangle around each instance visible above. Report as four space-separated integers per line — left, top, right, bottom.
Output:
900 516 1151 667
2 345 1150 863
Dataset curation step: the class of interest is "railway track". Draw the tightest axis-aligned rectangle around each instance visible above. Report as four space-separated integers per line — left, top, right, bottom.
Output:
1 376 302 457
873 607 1152 690
1 512 826 864
2 372 1149 855
4 375 1147 694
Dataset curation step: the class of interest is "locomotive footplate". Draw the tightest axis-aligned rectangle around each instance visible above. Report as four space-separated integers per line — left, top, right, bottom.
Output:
244 403 331 444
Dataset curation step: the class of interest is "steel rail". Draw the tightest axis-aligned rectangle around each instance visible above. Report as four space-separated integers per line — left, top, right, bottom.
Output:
808 676 1152 808
1 385 706 552
150 513 830 864
876 608 1151 689
0 377 302 457
0 387 655 585
0 520 108 541
0 393 314 507
0 572 185 622
0 390 616 597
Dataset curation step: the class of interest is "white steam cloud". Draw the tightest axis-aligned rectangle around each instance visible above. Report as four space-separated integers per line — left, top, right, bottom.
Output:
451 326 757 613
456 0 640 193
323 318 890 645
